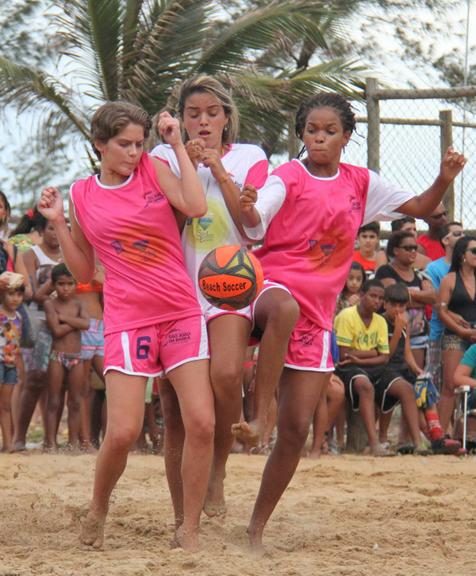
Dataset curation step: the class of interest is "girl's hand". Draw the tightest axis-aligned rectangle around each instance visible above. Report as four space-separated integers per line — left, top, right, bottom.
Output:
185 139 205 167
440 147 466 183
200 148 227 180
158 112 182 148
240 184 257 215
348 294 360 306
38 187 65 223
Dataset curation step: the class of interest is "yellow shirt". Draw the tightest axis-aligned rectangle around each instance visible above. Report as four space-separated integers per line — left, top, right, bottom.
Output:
334 305 389 353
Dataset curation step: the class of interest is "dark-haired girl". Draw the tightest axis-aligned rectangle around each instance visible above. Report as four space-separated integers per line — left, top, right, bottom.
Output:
375 230 435 368
10 207 46 252
235 91 466 551
438 235 476 433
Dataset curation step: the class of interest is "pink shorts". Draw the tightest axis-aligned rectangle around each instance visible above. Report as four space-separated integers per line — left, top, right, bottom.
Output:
285 316 334 372
104 315 209 378
198 291 253 324
252 280 334 372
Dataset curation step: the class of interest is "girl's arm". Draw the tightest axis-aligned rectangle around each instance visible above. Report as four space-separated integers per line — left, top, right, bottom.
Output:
57 301 90 331
408 279 436 306
151 112 206 218
397 147 466 217
44 300 74 338
403 328 424 375
38 187 95 283
438 274 476 340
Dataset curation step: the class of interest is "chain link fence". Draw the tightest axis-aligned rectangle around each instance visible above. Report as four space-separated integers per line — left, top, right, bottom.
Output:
344 80 476 231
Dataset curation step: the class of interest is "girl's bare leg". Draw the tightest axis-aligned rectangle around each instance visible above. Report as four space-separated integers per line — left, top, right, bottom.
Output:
205 315 250 517
67 363 84 449
248 369 329 552
439 349 463 434
45 361 65 450
167 359 215 550
0 384 14 451
81 372 146 549
158 378 185 528
232 289 299 445
79 359 93 447
309 390 328 458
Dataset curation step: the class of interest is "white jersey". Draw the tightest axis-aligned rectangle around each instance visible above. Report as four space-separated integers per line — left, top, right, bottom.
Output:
151 143 268 317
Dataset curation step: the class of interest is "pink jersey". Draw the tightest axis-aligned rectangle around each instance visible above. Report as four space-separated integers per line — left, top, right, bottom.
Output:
250 160 415 331
70 153 201 336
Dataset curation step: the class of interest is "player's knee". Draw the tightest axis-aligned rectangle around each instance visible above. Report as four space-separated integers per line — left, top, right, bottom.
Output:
184 412 215 444
280 419 310 448
210 362 242 395
47 396 61 414
107 425 141 451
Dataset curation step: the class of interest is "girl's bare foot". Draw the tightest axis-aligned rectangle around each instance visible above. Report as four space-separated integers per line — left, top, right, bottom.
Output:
175 524 199 552
203 474 226 518
231 421 259 447
80 509 106 549
247 526 265 556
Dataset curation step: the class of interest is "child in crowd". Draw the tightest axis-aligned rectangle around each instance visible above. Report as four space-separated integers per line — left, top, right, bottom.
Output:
336 261 365 315
334 279 393 455
381 283 460 454
0 274 24 452
43 264 89 450
353 222 380 275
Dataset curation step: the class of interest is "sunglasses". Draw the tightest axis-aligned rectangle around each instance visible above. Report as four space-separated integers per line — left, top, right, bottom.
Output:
466 247 476 255
398 245 418 252
430 210 448 220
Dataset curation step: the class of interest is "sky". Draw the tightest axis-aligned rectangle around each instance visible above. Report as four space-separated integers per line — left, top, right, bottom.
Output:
1 1 475 221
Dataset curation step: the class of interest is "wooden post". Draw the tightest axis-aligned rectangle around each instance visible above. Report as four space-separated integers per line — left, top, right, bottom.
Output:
287 111 299 160
366 78 380 173
440 109 454 220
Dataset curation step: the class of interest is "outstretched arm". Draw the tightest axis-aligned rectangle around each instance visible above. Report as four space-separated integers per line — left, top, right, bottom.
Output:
152 112 206 218
38 187 95 283
397 147 466 217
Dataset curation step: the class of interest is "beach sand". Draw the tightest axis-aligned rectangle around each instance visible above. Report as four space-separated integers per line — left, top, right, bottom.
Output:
0 452 474 576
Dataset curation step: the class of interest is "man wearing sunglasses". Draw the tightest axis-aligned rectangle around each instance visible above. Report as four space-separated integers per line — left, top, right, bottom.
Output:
417 203 449 260
425 222 465 391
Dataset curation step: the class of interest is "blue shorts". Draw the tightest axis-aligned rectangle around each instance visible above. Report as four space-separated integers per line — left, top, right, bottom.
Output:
0 363 18 385
81 319 105 360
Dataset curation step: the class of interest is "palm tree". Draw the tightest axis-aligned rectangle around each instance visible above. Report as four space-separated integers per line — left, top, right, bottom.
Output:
0 0 366 179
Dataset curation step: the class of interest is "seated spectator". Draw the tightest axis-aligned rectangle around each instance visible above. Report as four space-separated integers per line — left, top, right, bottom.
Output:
438 235 476 434
335 261 365 315
375 217 431 270
416 203 448 261
381 283 460 454
454 343 476 443
334 279 392 456
425 221 464 392
353 222 380 276
375 230 435 368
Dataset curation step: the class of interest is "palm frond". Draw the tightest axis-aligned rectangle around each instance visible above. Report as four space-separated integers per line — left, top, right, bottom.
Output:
55 0 122 100
0 56 89 139
194 0 344 74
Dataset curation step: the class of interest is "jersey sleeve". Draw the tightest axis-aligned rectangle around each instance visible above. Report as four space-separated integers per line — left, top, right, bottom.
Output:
150 145 178 175
376 316 390 354
244 151 269 189
363 171 416 224
334 310 355 347
243 174 286 241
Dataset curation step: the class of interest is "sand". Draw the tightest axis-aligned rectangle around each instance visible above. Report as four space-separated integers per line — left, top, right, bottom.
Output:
0 452 475 576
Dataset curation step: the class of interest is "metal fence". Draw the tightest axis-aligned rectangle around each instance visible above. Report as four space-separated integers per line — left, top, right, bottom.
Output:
343 79 476 231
